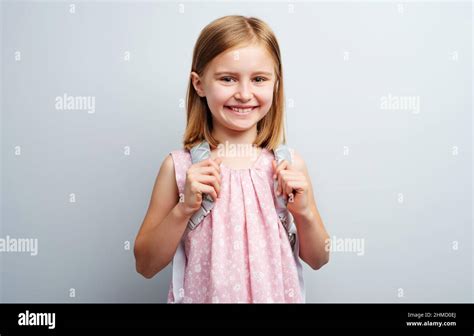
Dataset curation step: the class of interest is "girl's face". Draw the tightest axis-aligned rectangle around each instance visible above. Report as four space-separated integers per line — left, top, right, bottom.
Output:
191 44 276 133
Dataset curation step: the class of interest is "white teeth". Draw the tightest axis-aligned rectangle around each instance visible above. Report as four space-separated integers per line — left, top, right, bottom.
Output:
229 107 254 113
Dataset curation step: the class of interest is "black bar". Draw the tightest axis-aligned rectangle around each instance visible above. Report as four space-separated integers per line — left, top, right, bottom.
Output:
0 303 472 333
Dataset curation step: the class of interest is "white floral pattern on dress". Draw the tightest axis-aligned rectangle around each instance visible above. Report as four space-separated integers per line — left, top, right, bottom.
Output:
166 148 303 303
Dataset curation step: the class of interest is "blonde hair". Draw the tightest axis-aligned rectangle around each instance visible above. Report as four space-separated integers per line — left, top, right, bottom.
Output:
182 15 287 151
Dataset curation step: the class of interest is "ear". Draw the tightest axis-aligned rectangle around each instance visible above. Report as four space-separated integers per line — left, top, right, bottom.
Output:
191 71 205 97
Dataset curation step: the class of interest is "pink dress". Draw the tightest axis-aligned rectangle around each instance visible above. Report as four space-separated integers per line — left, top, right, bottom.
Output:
167 147 304 303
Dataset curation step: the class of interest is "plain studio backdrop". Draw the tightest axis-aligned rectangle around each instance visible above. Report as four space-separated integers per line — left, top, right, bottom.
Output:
0 0 472 303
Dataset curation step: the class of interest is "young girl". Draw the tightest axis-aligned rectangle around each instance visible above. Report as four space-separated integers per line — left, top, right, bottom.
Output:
134 15 330 303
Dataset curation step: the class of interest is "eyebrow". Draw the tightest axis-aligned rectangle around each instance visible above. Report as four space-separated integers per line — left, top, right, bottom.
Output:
214 71 273 77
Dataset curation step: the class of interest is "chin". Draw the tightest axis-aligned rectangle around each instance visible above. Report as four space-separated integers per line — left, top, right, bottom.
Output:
225 123 257 132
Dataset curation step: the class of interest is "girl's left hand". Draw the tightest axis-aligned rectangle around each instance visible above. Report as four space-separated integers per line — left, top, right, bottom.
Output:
272 159 310 217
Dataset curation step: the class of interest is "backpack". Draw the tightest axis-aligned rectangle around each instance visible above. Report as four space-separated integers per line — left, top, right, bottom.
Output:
188 140 297 249
170 140 305 303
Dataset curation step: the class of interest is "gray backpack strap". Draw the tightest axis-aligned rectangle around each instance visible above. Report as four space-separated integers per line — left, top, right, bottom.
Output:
187 140 215 230
273 144 297 250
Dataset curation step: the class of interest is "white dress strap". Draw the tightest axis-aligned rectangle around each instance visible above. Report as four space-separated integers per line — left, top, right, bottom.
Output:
169 150 192 303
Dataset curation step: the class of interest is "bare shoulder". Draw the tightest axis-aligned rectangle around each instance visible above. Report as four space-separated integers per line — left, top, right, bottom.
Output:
149 153 179 209
160 153 175 174
134 152 179 241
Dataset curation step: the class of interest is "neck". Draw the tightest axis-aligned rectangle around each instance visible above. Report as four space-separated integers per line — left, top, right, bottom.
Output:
211 125 258 148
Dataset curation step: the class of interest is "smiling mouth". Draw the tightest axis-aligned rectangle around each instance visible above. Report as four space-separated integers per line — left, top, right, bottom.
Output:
224 106 259 114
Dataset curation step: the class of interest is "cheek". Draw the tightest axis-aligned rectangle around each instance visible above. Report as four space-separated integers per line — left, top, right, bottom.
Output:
207 83 275 107
257 87 274 106
207 88 232 107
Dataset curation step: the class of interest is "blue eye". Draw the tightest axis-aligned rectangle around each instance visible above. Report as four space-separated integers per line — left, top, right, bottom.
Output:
220 76 236 83
219 76 268 83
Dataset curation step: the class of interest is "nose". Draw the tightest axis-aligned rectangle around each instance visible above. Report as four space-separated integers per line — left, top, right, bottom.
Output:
234 81 253 101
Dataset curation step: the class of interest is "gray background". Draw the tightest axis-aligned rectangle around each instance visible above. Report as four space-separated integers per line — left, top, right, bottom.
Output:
1 0 472 303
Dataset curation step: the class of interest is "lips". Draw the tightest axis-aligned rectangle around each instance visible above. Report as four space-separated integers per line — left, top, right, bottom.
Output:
227 106 258 109
225 106 259 114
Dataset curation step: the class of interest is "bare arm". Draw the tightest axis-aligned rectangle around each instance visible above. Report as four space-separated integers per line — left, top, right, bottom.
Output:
292 152 330 270
134 154 222 279
273 151 330 270
134 155 190 278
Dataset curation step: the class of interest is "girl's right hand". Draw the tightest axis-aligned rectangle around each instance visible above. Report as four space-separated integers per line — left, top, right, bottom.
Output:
179 157 222 216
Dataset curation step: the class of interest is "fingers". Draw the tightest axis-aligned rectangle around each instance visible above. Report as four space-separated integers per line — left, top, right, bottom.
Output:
196 182 218 202
190 158 222 201
279 172 291 200
283 179 294 201
278 170 299 197
213 156 223 165
285 180 294 198
190 180 218 202
281 172 293 197
195 174 221 197
272 159 289 180
284 176 307 201
195 166 222 185
273 160 289 196
199 157 222 174
273 159 286 197
278 171 283 196
285 180 306 196
273 159 304 200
